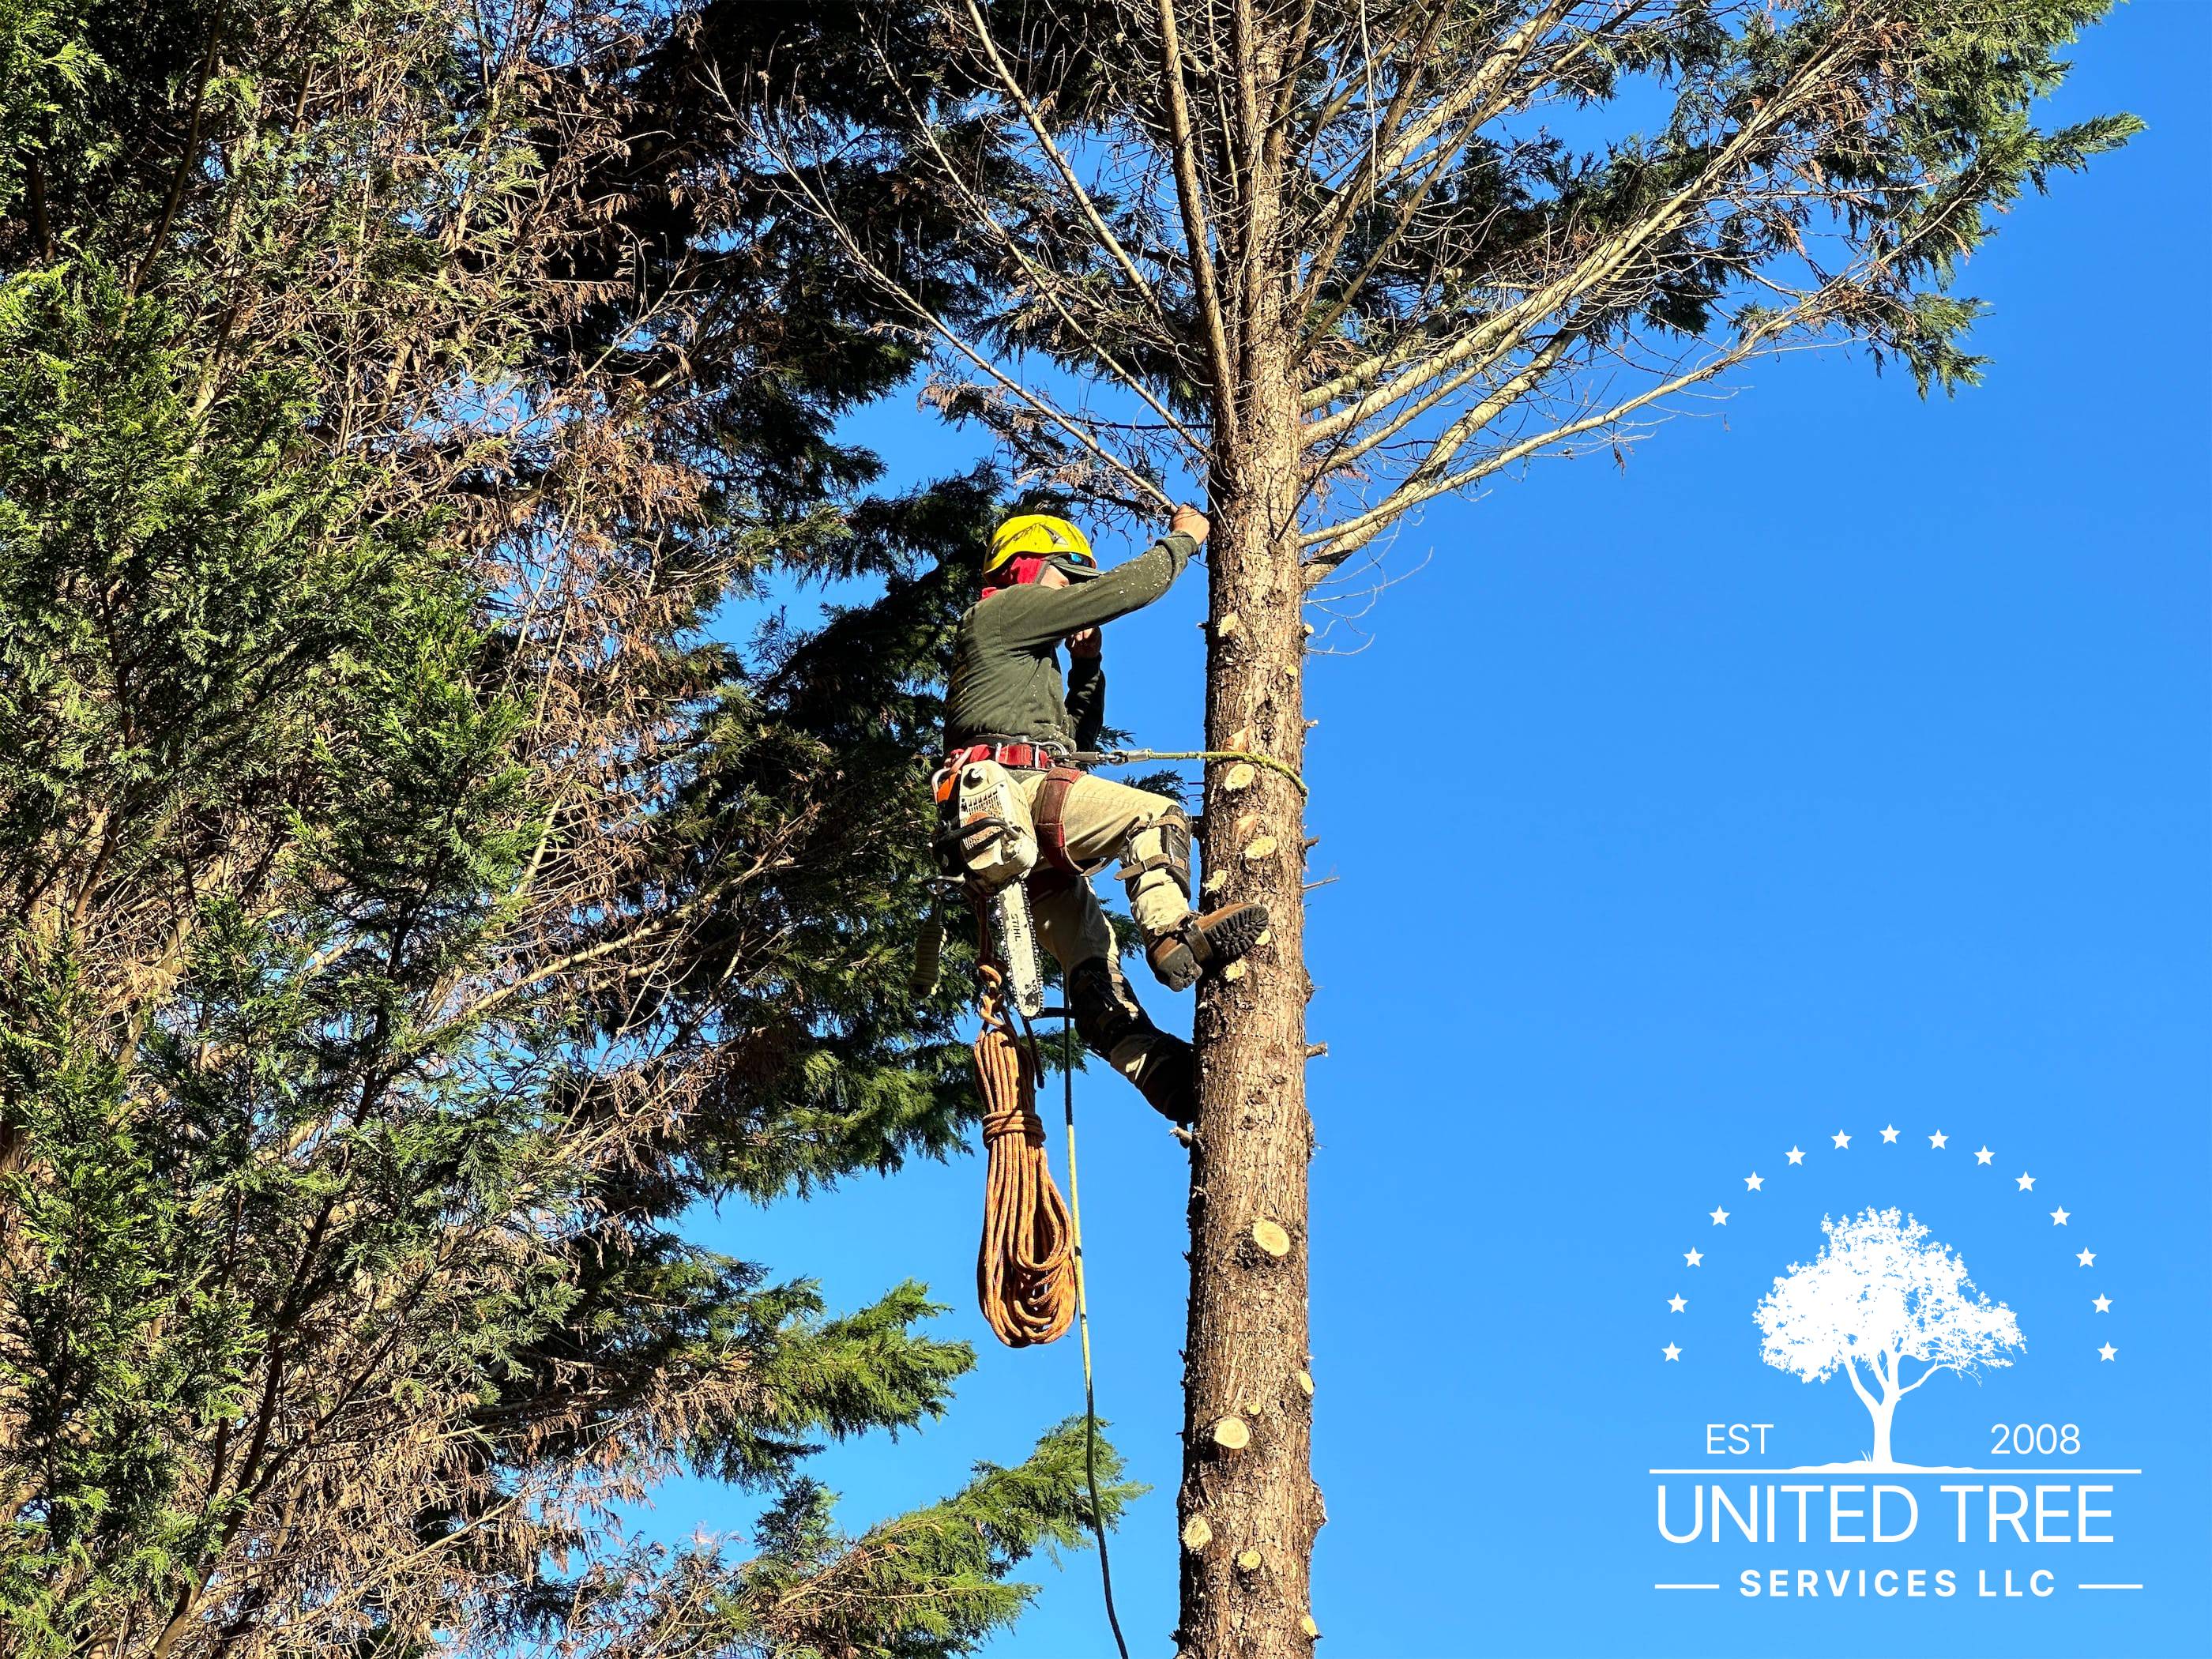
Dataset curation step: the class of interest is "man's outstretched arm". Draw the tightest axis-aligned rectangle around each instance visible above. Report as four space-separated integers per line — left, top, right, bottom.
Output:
988 507 1209 649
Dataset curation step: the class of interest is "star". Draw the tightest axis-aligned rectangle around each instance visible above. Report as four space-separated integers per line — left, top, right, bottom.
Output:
2092 1295 2112 1313
1929 1130 1948 1149
2098 1343 2117 1363
1786 1146 1805 1165
1880 1124 1900 1143
2015 1172 2036 1191
1709 1206 1730 1226
1684 1248 1704 1267
2076 1248 2096 1267
1663 1343 1682 1362
2050 1206 2071 1226
1744 1172 1764 1191
1668 1295 1687 1313
1975 1146 1994 1165
1832 1130 1852 1149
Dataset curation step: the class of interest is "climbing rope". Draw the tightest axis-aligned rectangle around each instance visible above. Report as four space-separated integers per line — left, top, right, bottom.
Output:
1084 746 1308 799
1055 1011 1130 1659
972 958 1076 1348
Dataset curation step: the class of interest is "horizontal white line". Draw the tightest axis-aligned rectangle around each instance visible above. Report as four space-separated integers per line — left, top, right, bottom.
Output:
1646 1469 2142 1477
2078 1584 2143 1591
1653 1584 1721 1591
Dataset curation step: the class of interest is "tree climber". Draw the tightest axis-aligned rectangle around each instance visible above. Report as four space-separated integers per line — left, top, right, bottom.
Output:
941 506 1269 1126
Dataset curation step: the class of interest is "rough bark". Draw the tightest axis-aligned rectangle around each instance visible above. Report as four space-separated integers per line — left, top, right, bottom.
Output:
1178 87 1320 1646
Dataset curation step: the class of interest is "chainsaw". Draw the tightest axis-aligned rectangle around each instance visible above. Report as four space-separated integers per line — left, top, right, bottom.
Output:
927 757 1045 1018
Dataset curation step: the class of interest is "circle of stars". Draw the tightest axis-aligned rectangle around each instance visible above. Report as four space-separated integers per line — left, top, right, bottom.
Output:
1665 1126 2115 1367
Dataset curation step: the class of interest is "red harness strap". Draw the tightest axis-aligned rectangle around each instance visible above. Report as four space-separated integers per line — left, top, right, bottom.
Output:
1031 765 1095 876
946 739 1062 773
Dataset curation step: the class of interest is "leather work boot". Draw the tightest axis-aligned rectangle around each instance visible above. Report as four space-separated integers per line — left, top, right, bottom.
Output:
1146 901 1270 992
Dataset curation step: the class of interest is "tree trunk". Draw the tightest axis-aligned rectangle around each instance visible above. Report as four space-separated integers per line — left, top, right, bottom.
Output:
1178 255 1321 1659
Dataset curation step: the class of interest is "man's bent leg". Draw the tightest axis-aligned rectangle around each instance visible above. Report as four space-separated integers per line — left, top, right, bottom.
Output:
1021 771 1268 992
1068 959 1197 1127
1030 873 1197 1127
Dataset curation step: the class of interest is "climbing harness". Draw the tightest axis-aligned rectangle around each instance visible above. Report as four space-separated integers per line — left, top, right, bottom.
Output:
935 742 1308 798
945 736 1071 773
1030 763 1102 876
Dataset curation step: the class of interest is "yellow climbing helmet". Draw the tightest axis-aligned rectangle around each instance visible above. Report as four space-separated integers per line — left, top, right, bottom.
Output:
985 514 1093 576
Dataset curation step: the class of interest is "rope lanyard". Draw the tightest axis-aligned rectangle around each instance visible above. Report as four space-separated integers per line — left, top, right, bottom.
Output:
1085 746 1308 799
1053 1011 1130 1659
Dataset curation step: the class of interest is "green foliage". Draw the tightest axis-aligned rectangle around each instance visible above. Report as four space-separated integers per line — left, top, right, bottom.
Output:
725 1419 1139 1658
0 6 1111 1656
0 258 474 957
743 1 2137 565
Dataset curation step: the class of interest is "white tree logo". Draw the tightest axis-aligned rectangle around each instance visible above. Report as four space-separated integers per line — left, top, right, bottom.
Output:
1755 1208 2025 1470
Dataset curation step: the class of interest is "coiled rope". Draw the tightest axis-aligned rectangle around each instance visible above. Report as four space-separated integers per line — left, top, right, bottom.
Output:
968 942 1130 1657
972 958 1076 1347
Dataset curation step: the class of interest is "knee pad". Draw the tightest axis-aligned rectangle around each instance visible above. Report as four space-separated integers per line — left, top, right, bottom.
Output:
1069 957 1157 1059
1115 805 1192 900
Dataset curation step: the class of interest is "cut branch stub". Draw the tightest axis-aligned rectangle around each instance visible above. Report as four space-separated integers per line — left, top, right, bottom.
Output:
1251 1218 1292 1257
1294 1368 1315 1399
1209 1415 1251 1452
1223 762 1256 791
1182 1514 1213 1551
1242 835 1278 862
1236 1548 1262 1573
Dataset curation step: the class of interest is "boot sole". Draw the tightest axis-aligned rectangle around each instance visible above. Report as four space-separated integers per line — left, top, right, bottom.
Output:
1147 940 1200 992
1148 905 1270 991
1195 904 1270 968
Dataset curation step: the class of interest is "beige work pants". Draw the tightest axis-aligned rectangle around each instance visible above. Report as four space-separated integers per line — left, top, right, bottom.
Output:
1009 770 1194 1119
1010 770 1188 950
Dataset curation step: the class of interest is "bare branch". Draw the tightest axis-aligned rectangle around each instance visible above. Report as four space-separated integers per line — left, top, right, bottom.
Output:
758 120 1176 510
1304 294 1827 574
954 0 1174 330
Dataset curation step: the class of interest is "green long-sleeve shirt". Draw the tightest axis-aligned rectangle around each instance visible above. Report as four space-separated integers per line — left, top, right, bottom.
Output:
944 532 1196 757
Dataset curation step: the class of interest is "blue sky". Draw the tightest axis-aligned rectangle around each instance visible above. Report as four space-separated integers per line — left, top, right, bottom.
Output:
665 7 2210 1654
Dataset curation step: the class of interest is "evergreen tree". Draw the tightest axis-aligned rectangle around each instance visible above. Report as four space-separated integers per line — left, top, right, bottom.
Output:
0 4 1123 1653
737 2 2139 1653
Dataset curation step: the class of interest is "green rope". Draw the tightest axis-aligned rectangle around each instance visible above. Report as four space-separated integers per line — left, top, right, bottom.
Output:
1097 747 1309 799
